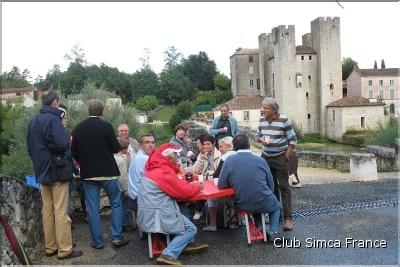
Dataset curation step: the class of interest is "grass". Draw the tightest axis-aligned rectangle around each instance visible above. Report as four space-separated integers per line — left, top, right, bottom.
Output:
136 123 173 145
150 105 176 122
298 134 330 144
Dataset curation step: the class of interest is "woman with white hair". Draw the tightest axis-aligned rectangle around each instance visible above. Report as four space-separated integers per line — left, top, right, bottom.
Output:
203 136 235 232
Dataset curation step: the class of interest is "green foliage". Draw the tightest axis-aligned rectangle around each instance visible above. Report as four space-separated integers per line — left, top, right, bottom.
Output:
192 89 233 106
1 66 31 88
159 67 197 104
150 105 176 122
292 121 329 144
163 46 183 70
213 73 231 91
136 123 172 145
64 44 88 65
182 51 217 91
342 57 359 80
135 95 158 113
175 101 193 120
366 119 399 147
130 69 160 100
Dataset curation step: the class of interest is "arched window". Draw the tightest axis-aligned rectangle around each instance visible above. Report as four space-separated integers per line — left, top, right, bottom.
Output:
330 84 334 90
390 104 395 115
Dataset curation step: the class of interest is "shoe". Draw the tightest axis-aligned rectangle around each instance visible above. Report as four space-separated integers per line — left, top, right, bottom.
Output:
156 254 182 265
289 174 302 188
193 211 203 220
112 238 129 248
183 242 209 254
268 232 284 244
45 250 57 257
57 250 83 260
91 243 104 249
202 225 217 232
283 218 294 231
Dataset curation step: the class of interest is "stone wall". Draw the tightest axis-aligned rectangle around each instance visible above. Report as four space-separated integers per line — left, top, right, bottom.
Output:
296 151 351 171
1 175 43 265
363 145 399 172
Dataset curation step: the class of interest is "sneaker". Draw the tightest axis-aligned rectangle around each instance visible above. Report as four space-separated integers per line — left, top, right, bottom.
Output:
193 211 203 220
183 242 209 254
267 232 284 244
57 250 83 260
283 218 294 231
112 238 129 248
156 254 182 265
289 174 302 188
202 225 217 232
45 250 57 257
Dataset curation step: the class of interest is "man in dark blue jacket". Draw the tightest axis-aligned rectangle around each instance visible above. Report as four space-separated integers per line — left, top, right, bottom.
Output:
218 134 283 242
27 90 83 260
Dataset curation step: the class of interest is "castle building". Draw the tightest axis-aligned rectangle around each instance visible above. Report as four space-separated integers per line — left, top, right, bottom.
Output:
230 17 343 137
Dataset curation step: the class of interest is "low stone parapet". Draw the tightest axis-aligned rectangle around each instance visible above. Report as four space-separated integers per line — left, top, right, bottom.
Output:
296 151 350 171
350 153 378 181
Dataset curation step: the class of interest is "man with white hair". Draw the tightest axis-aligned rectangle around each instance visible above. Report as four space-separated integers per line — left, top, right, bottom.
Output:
256 97 297 231
137 143 208 265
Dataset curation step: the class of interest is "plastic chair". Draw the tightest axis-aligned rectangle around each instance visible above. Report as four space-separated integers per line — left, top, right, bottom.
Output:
236 209 267 245
147 233 170 258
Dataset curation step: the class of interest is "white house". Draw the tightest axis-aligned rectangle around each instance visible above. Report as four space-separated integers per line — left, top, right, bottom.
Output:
0 87 36 107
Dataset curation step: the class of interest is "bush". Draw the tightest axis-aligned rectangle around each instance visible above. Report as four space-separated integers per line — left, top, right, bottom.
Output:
192 89 232 106
169 101 193 129
367 119 399 147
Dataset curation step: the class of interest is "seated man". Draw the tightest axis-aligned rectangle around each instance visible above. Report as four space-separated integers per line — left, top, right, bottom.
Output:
137 143 208 265
218 134 283 242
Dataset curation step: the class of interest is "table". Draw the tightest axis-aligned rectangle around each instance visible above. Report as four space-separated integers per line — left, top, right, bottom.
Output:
188 179 235 201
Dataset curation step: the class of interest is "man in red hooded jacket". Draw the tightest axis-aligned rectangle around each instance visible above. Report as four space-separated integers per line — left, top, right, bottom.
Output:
137 143 208 265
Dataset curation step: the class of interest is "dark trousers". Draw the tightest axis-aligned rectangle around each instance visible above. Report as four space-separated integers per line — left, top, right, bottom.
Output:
261 153 292 219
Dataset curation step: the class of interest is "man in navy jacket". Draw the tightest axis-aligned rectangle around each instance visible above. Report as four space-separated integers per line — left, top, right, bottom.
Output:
71 100 128 249
27 90 83 260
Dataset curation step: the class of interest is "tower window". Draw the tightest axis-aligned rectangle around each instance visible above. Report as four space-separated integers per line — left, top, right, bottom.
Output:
308 75 311 80
361 117 365 128
330 84 334 90
249 56 254 63
309 55 312 60
249 79 254 87
307 114 311 119
257 79 260 89
306 92 309 98
301 56 304 60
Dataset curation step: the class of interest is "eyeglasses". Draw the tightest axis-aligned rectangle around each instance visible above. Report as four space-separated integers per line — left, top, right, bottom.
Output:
143 141 155 144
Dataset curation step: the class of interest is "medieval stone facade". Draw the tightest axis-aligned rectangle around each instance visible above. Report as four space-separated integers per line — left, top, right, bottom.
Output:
230 17 342 136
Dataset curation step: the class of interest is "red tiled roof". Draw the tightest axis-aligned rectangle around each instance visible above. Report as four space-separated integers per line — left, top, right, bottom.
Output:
213 95 264 111
355 68 400 77
296 46 316 54
1 87 34 94
327 96 385 107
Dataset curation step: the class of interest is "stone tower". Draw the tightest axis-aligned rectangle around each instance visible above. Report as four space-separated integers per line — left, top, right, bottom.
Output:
310 17 342 136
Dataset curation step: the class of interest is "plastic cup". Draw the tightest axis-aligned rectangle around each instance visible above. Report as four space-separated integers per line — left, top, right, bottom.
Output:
198 175 204 183
213 178 219 186
263 135 270 143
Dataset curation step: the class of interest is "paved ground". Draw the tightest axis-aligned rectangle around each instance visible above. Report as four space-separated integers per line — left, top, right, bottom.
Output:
36 171 399 265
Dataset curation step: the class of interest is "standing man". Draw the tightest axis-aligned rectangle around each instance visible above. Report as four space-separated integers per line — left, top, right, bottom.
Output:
256 97 297 231
27 90 83 260
117 123 139 163
210 104 239 148
71 100 128 249
127 134 156 225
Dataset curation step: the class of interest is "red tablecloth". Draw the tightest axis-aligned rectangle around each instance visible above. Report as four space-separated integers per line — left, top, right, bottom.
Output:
188 180 235 201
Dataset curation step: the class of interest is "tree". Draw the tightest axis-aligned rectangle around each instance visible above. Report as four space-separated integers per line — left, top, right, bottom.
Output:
163 46 183 70
169 100 193 129
374 60 378 69
139 48 151 70
130 68 160 101
64 44 88 65
135 95 158 114
182 51 217 91
342 57 359 80
35 64 63 90
1 66 31 88
213 73 231 91
159 67 197 104
381 59 386 69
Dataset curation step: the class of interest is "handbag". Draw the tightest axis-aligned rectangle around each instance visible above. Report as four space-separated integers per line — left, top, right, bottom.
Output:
51 154 74 182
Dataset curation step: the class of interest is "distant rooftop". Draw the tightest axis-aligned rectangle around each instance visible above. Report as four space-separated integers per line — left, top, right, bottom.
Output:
327 96 385 107
213 95 264 111
354 68 400 77
296 46 316 54
1 87 34 94
231 48 259 58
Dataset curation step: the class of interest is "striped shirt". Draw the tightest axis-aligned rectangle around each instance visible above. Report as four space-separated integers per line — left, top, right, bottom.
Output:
256 113 297 157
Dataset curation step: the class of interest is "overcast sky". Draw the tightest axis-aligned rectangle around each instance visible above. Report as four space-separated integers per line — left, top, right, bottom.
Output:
2 2 399 82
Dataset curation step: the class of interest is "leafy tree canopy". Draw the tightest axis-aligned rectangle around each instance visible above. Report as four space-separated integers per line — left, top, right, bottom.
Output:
159 67 197 105
1 66 31 88
213 73 231 91
135 95 158 113
342 57 359 80
182 51 217 91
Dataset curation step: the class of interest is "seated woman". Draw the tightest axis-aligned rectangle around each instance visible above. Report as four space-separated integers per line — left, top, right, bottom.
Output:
203 136 235 232
169 123 194 168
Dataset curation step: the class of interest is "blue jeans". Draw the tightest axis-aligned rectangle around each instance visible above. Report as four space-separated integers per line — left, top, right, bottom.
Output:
253 196 282 234
163 216 197 259
82 179 123 247
178 202 190 220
